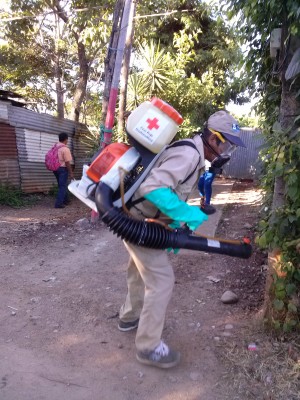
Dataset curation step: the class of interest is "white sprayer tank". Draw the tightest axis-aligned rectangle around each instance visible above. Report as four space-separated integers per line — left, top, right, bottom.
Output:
126 97 184 154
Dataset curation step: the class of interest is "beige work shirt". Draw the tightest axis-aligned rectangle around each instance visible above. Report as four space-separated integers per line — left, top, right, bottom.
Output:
131 134 205 220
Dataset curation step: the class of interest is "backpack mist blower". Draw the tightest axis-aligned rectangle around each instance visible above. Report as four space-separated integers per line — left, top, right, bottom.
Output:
68 98 252 259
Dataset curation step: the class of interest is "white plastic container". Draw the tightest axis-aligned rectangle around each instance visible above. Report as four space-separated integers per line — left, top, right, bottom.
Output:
126 97 183 154
68 179 97 212
68 165 98 212
100 147 140 191
77 165 97 198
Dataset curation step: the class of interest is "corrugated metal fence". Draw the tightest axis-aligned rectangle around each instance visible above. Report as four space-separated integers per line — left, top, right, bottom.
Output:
222 128 264 180
1 103 265 192
0 101 94 193
0 122 20 187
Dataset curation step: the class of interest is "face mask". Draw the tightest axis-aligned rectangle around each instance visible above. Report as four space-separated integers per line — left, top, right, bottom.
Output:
209 140 236 174
209 154 230 174
201 132 236 174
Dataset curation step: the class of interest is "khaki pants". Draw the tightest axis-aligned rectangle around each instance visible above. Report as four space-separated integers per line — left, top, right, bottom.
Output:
119 241 175 352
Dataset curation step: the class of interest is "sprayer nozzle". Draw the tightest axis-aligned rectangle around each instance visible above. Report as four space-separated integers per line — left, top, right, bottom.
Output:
243 237 251 245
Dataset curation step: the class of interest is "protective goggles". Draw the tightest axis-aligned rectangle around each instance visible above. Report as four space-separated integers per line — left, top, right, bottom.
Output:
209 129 237 156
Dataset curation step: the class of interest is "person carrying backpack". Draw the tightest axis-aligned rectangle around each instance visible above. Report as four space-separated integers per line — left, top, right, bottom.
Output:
47 132 74 208
118 110 246 369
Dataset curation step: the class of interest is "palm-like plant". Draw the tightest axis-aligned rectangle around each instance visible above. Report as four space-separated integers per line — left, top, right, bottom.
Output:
127 73 150 109
127 40 171 109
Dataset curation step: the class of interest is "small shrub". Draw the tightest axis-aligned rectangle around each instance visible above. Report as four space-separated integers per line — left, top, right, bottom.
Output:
48 184 58 197
0 184 39 208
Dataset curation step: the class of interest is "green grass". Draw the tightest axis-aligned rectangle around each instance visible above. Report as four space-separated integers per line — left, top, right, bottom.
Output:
0 184 40 208
48 184 58 197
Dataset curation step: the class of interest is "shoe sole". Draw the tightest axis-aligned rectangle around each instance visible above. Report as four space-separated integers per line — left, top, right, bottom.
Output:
136 353 181 369
118 324 138 332
200 208 216 215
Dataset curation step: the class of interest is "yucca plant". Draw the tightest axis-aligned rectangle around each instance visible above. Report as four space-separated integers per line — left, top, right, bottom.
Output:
127 73 150 109
127 40 172 109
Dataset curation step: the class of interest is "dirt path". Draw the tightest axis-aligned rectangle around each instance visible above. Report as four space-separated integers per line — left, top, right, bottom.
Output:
0 180 267 400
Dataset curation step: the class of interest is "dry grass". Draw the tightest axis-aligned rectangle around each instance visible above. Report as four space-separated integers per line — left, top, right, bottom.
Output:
219 324 300 400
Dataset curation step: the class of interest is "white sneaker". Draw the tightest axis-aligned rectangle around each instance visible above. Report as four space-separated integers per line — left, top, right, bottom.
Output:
136 341 181 369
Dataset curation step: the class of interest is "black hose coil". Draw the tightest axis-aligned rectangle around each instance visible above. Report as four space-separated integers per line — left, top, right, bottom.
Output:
95 182 252 258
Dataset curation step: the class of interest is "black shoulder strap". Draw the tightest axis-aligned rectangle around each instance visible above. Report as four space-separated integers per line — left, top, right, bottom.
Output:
167 140 201 184
167 140 198 152
128 196 146 207
128 140 201 208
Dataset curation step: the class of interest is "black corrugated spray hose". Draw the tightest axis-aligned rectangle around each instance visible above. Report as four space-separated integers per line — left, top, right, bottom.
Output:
95 182 252 259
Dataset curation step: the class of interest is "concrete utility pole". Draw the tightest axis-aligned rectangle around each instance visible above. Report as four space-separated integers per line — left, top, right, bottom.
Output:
101 0 134 148
118 0 136 141
101 0 124 125
91 0 134 222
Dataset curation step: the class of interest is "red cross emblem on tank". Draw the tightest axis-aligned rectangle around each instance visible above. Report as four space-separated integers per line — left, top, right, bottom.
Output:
146 117 160 130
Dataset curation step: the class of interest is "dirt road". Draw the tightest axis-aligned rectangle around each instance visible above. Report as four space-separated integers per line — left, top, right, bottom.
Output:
0 180 266 400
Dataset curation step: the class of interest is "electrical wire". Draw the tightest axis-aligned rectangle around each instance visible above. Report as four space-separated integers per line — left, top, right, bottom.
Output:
0 8 193 23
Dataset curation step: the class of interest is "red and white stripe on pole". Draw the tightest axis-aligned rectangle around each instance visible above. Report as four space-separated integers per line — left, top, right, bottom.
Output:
101 0 134 148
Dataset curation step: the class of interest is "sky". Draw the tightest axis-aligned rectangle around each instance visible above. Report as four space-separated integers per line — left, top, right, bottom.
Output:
227 99 257 116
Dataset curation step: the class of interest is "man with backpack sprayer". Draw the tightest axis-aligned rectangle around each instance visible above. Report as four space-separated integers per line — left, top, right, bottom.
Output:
45 132 74 208
70 99 248 369
118 109 246 369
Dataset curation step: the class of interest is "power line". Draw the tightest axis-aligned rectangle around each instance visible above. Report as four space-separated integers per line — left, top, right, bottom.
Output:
0 7 192 23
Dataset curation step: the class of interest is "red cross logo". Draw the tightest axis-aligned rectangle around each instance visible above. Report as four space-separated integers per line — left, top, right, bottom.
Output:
146 117 159 130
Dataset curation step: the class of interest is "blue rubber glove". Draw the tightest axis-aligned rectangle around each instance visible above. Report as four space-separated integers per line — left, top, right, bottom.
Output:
144 187 208 231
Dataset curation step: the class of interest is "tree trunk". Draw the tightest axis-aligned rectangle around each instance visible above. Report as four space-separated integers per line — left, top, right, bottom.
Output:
71 41 89 122
53 0 89 123
54 12 64 118
263 10 300 319
117 0 136 141
54 61 64 119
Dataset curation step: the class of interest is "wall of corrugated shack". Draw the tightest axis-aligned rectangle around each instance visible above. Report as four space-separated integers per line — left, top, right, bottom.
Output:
0 122 21 188
1 101 265 192
0 101 93 193
0 101 21 188
222 128 264 180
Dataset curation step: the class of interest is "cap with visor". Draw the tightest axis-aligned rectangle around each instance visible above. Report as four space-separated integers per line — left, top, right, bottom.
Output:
207 110 246 148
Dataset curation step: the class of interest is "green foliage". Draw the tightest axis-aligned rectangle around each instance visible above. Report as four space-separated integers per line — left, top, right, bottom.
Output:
269 269 300 332
0 184 24 207
126 40 173 108
257 124 300 248
235 113 259 128
0 184 39 207
127 1 244 133
48 184 58 198
225 0 300 332
79 127 102 156
0 0 114 116
1 0 245 136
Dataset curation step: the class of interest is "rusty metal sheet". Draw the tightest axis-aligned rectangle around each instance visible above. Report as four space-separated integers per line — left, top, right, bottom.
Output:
0 122 20 187
0 123 17 157
1 102 100 192
0 159 20 187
